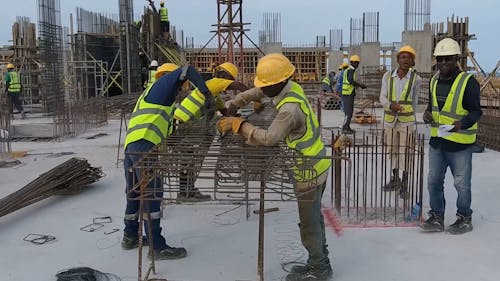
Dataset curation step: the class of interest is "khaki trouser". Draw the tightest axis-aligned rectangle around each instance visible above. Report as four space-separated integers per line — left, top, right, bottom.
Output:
384 123 415 171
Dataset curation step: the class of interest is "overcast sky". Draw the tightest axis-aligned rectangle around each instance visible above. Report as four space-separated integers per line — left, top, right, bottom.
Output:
0 0 497 70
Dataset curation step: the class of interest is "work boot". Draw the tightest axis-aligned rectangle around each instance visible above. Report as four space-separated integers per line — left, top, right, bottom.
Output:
148 245 187 260
447 214 473 235
177 189 211 202
121 235 148 250
399 171 409 199
420 211 444 232
382 169 401 191
290 264 311 274
286 264 333 281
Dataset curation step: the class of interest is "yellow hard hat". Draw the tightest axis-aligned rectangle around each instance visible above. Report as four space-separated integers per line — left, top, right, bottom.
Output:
217 62 238 79
155 63 178 79
341 62 349 69
398 45 416 58
349 55 361 62
6 63 15 69
434 38 461 56
254 53 295 88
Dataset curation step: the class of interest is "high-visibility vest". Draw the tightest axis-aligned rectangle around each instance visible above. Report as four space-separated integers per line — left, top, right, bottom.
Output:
322 76 330 86
430 72 477 144
383 69 417 124
174 78 233 122
124 85 174 149
8 72 22 93
159 7 168 22
276 82 331 182
341 66 356 95
143 70 157 89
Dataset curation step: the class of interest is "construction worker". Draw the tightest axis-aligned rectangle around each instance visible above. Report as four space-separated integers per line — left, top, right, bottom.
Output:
173 62 248 202
334 62 349 112
341 55 367 133
321 71 335 93
379 45 422 197
122 62 215 259
143 60 159 89
4 63 26 119
217 53 332 281
158 0 170 40
420 38 482 235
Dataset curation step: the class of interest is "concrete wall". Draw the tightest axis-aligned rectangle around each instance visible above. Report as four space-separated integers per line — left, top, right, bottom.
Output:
402 31 433 73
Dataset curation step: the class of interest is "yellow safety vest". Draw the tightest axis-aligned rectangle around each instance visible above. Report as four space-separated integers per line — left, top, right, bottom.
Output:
159 7 168 22
383 69 417 124
341 66 356 95
430 72 477 144
8 72 22 93
124 85 174 149
174 78 233 122
322 76 330 86
143 70 157 89
276 82 331 182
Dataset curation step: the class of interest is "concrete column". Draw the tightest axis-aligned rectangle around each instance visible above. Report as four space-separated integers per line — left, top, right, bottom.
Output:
261 42 283 55
327 50 344 73
360 42 381 74
402 30 433 73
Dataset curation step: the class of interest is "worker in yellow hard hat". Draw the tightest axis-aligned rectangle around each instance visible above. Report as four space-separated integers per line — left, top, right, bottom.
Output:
173 61 248 202
379 45 422 196
420 38 482 234
122 63 214 260
341 55 367 133
4 63 26 119
158 0 170 40
217 53 333 280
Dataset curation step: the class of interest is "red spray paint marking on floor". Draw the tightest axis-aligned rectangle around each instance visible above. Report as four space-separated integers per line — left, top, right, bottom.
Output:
322 208 343 237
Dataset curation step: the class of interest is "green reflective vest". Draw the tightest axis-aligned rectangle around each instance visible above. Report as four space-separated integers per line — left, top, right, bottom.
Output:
8 72 22 93
143 70 157 89
322 76 330 85
276 82 331 182
383 69 417 124
430 72 477 144
159 7 168 22
124 85 174 149
341 66 356 95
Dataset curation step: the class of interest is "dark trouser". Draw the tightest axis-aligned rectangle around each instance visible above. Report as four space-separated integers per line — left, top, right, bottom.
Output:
296 181 329 267
341 94 354 129
161 21 170 33
124 139 167 250
7 92 24 113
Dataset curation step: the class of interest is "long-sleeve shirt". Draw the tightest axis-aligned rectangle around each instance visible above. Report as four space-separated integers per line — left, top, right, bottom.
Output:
230 81 328 187
379 68 422 128
145 65 209 106
425 68 482 152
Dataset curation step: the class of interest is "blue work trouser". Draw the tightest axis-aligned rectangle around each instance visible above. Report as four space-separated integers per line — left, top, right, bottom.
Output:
7 92 24 113
296 181 330 268
124 139 166 250
341 94 354 129
427 145 473 217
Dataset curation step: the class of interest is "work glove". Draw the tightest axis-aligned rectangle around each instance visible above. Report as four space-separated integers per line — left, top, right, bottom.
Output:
423 111 433 124
226 103 239 116
203 93 216 121
216 117 246 134
334 135 351 151
253 100 264 113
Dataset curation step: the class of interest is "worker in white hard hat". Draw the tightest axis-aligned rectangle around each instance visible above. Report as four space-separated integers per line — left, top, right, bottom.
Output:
217 53 333 281
4 63 26 119
420 38 482 235
143 60 159 89
341 55 367 133
379 45 422 197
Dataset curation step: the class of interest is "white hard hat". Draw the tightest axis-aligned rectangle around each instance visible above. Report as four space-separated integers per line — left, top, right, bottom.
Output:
433 38 461 56
150 60 159 67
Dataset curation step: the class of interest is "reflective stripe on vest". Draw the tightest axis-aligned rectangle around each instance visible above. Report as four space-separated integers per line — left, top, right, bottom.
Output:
383 69 417 124
174 90 205 122
8 72 21 93
124 86 174 148
430 72 477 144
341 66 355 95
144 70 157 89
276 82 331 181
160 8 168 21
322 76 330 85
